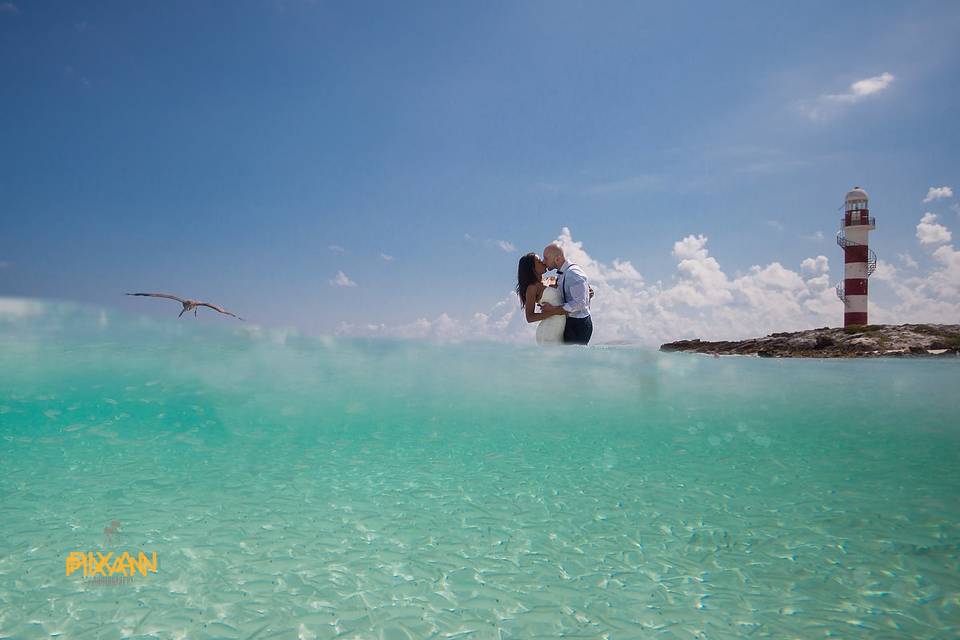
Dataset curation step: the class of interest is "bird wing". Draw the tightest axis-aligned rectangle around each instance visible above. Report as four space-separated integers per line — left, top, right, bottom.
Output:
196 302 244 321
125 292 186 303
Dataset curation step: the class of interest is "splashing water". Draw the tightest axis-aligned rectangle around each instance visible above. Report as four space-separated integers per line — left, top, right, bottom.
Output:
1 299 958 638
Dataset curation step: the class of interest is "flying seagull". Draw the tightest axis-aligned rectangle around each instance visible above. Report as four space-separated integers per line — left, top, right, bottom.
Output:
125 292 245 321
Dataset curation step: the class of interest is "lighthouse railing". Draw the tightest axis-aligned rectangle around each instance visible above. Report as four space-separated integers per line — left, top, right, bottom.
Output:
840 216 876 228
836 230 878 277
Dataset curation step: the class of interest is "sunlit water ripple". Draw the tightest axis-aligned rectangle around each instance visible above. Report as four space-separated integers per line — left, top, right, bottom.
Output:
1 299 958 639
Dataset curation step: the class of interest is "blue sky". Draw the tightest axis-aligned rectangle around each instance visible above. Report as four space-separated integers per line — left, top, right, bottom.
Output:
1 1 959 340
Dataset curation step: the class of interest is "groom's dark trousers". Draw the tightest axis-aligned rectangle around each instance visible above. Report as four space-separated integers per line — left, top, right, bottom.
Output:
563 316 593 345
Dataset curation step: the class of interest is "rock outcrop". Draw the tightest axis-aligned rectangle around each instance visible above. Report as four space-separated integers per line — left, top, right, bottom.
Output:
660 324 960 358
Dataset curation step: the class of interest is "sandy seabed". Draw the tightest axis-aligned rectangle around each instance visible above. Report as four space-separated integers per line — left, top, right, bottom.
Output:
1 300 959 639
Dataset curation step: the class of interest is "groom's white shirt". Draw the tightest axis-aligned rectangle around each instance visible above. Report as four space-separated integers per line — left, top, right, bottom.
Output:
558 260 591 319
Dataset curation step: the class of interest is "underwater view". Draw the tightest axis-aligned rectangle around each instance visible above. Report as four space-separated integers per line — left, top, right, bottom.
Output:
1 299 959 639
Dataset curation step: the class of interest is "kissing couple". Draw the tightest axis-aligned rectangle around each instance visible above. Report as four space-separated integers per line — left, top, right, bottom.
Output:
516 242 594 345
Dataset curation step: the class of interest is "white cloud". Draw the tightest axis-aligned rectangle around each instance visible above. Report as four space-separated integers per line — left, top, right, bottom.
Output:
871 259 898 283
805 230 825 241
870 235 960 324
328 244 345 254
329 271 356 287
898 252 919 269
662 234 734 308
802 72 895 120
923 186 953 203
861 213 960 323
496 240 516 253
834 72 895 101
338 217 960 345
801 255 829 274
0 3 18 14
916 212 952 245
672 234 709 260
380 253 395 262
930 244 960 297
340 229 837 344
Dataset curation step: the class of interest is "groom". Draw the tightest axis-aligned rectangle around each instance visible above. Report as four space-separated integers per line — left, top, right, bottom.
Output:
540 243 593 345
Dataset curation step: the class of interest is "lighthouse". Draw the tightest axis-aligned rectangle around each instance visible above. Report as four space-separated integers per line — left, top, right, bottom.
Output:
835 187 877 327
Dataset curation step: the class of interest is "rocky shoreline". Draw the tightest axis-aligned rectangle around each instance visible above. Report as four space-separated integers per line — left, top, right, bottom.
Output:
660 324 960 358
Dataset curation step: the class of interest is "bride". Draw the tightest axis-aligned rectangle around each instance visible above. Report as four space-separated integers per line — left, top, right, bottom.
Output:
517 253 566 344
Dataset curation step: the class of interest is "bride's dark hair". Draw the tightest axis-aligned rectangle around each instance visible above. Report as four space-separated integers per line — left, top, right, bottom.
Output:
516 253 538 306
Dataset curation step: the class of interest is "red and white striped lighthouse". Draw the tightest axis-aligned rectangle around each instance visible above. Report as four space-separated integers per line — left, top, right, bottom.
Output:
836 187 877 327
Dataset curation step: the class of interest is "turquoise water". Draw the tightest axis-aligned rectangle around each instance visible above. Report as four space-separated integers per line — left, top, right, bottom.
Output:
1 299 959 639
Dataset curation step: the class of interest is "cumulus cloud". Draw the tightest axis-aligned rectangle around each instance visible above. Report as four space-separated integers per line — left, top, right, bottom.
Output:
380 253 395 262
898 252 919 269
801 255 829 274
328 244 345 254
837 214 960 324
662 234 735 308
672 234 709 260
930 244 960 298
917 212 952 244
802 72 895 120
339 228 840 344
329 271 356 287
871 259 898 283
338 216 960 345
871 246 960 324
923 186 953 203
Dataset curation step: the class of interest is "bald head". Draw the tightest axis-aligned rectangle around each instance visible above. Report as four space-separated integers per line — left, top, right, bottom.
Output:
543 243 565 271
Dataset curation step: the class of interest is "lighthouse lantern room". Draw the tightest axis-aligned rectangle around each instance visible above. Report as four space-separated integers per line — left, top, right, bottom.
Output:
835 187 877 327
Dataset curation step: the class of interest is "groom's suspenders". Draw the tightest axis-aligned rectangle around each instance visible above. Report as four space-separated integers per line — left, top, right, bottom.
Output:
560 264 575 304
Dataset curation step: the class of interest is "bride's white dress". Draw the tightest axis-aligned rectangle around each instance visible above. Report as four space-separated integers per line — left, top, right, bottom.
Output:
536 286 566 345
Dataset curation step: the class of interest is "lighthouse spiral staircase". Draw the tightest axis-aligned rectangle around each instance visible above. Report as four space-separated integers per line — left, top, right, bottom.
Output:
834 230 877 302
